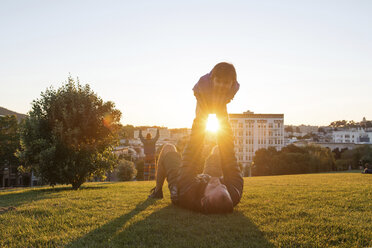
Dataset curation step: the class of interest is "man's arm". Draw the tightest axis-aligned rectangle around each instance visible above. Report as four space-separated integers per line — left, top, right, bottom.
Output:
154 129 160 142
216 108 244 207
139 130 145 143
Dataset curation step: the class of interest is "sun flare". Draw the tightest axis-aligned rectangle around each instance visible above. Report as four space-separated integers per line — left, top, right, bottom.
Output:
206 114 220 133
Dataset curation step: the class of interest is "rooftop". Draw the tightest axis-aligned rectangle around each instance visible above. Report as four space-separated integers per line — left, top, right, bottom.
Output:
229 113 284 118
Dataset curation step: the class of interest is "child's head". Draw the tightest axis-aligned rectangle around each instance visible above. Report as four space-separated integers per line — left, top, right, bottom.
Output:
210 62 237 92
146 133 152 139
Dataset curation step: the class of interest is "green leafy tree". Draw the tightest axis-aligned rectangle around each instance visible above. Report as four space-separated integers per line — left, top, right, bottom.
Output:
18 77 121 189
252 146 278 176
0 115 20 168
119 124 135 139
116 159 137 181
252 145 335 176
339 145 372 169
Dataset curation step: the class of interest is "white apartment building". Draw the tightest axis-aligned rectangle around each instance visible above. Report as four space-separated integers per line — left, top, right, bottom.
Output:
229 111 284 167
332 129 372 144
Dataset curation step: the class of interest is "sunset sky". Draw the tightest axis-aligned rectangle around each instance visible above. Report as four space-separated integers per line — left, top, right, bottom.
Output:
1 0 371 128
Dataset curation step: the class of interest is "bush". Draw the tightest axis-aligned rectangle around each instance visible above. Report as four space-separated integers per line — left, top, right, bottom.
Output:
117 159 137 181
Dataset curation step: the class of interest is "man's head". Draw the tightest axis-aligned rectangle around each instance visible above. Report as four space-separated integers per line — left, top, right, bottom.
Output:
146 133 152 140
201 177 233 214
211 62 237 94
201 145 233 214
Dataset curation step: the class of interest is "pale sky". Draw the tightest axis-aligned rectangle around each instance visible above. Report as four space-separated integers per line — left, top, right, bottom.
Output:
1 0 371 128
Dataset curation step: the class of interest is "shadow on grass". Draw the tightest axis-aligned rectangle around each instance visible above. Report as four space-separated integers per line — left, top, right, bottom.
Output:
66 201 274 248
65 198 157 248
0 185 107 208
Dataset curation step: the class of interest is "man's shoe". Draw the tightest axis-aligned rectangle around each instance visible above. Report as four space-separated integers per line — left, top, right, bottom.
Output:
148 187 163 199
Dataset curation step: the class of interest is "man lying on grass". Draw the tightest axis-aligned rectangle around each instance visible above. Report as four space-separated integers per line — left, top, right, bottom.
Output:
149 62 244 214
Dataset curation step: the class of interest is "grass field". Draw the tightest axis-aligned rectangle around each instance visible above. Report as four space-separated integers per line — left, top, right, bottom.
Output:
0 173 371 248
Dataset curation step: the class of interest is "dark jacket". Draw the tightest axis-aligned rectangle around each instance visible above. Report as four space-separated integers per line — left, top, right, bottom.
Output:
139 129 159 156
175 111 244 213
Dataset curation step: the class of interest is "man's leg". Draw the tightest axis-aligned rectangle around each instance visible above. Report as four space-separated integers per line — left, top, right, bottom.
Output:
144 155 150 181
149 144 179 198
149 157 156 180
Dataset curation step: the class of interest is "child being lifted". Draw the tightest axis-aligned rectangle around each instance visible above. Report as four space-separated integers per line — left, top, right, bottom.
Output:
149 62 243 214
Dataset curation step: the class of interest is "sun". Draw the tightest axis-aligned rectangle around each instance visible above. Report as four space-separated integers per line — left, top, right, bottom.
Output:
206 114 220 133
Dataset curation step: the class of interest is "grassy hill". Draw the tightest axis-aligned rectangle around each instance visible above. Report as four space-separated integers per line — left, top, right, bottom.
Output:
0 173 371 248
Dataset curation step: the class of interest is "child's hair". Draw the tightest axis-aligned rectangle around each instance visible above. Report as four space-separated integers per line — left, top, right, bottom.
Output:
146 133 152 139
211 62 237 82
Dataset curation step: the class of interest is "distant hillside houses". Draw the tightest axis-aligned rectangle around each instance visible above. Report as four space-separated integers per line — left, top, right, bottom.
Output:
284 124 319 137
332 129 372 144
329 117 372 144
122 127 190 158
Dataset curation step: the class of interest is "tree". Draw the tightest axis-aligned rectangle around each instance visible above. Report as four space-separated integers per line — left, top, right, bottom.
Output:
116 159 137 181
18 77 121 189
0 115 20 167
252 144 335 176
119 124 135 139
252 147 278 176
318 127 325 133
284 126 293 133
339 145 372 169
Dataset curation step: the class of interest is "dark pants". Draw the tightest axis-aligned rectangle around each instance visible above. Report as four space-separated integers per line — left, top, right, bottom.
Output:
144 154 156 181
155 149 222 199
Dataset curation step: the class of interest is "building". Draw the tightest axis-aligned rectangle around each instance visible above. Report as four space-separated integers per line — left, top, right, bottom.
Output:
298 124 319 134
332 129 372 144
0 164 31 188
229 110 284 167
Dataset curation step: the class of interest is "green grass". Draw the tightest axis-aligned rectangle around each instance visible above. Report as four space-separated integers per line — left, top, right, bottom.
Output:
0 173 371 248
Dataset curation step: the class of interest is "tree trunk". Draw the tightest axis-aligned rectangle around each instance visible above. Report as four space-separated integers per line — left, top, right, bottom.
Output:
71 179 83 190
